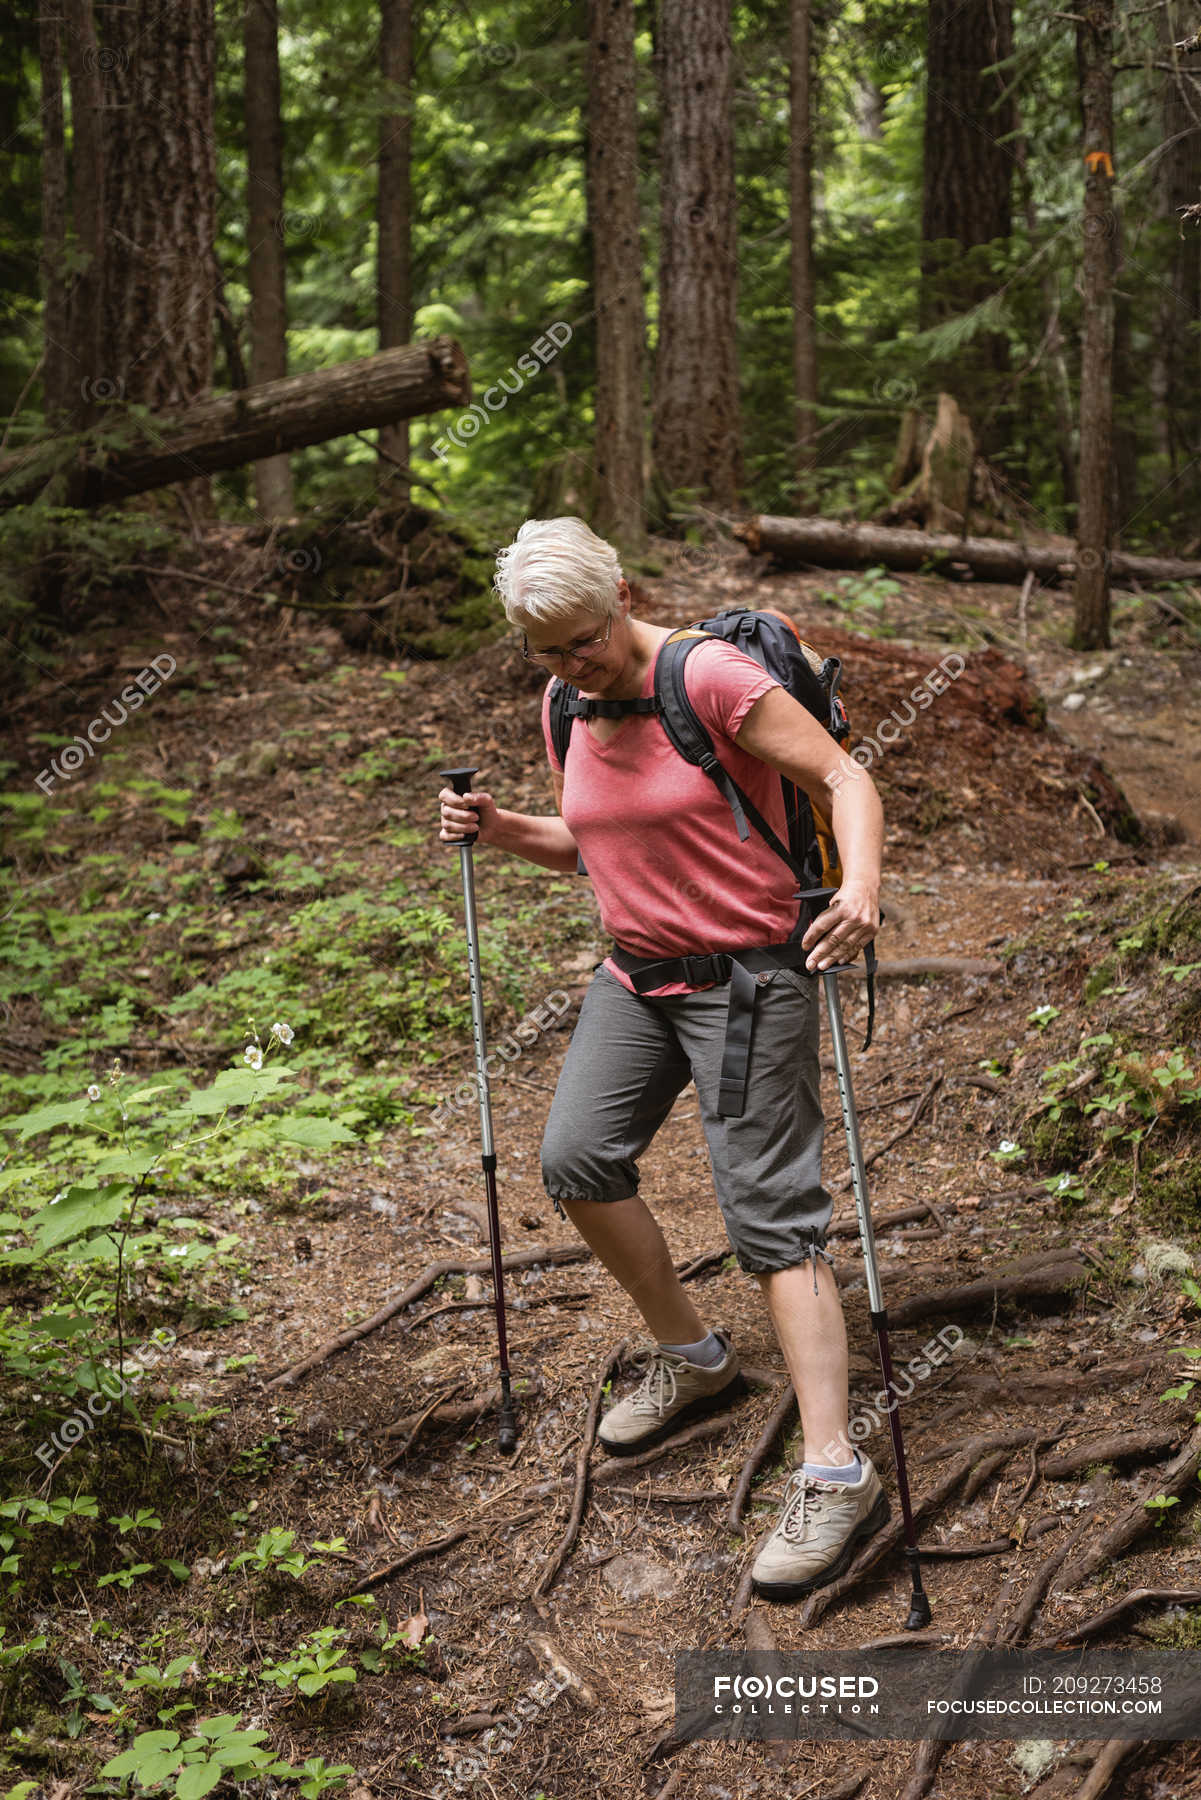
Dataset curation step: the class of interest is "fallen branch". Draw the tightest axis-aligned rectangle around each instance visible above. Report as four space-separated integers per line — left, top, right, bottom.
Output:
918 1536 1016 1560
1040 1427 1183 1481
346 1504 544 1595
1034 1586 1201 1649
533 1341 627 1597
527 1631 599 1710
1057 1424 1201 1591
264 1243 590 1387
728 1383 796 1530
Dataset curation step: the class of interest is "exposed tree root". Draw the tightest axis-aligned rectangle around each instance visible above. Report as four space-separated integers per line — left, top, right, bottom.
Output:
346 1504 544 1595
1034 1586 1201 1648
727 1381 796 1530
886 1257 1088 1328
1073 1738 1139 1799
1057 1424 1201 1591
1040 1426 1183 1480
533 1339 626 1598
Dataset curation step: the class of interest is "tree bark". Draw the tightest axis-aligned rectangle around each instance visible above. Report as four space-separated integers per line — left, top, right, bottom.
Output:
1150 4 1201 506
95 0 217 517
1073 0 1116 651
652 0 740 506
920 0 1016 448
0 338 471 510
588 0 646 547
736 513 1201 585
790 0 818 508
61 0 106 432
244 0 294 517
378 0 413 490
38 1 71 425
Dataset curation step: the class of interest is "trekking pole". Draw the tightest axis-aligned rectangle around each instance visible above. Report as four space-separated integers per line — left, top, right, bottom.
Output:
440 766 518 1455
798 886 931 1631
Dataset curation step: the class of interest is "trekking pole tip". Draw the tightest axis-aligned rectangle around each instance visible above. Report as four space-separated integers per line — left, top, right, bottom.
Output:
497 1408 518 1455
905 1592 933 1631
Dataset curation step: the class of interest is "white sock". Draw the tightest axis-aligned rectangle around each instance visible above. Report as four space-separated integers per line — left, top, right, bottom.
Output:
658 1331 725 1369
802 1451 862 1484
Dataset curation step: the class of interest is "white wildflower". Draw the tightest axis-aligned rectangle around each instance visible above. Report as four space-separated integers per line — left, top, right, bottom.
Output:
146 911 162 922
87 1084 101 1101
997 1140 1018 1155
243 1045 263 1071
270 1021 294 1046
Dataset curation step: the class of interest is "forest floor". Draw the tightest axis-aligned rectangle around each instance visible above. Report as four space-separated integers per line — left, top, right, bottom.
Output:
3 527 1201 1800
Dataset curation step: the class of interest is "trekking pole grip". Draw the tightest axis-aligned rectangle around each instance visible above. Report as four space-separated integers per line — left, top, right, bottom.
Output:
441 764 480 846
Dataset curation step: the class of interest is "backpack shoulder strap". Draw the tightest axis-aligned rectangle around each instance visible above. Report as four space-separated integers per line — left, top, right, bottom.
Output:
652 630 807 882
547 676 573 771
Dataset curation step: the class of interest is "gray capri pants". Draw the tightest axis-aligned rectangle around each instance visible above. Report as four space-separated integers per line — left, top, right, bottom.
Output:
541 962 834 1276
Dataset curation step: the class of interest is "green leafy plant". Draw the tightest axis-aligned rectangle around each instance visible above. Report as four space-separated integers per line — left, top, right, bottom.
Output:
260 1626 357 1698
99 1713 299 1797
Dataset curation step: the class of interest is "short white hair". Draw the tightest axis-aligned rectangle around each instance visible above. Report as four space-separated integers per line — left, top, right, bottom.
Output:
493 516 623 625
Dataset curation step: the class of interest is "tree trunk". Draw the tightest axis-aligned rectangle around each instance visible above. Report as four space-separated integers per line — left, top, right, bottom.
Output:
61 0 106 432
736 513 1201 585
0 339 471 510
587 0 646 548
1073 0 1116 651
652 0 740 507
96 0 217 516
378 0 413 491
920 0 1015 447
790 0 818 508
37 0 71 425
1151 3 1201 506
244 0 294 517
1015 104 1077 515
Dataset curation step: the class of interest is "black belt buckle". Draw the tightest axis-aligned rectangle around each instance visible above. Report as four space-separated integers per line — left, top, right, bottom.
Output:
680 953 731 987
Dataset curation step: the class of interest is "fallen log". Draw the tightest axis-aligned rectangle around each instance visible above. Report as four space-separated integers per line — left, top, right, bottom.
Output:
736 514 1201 587
0 336 470 509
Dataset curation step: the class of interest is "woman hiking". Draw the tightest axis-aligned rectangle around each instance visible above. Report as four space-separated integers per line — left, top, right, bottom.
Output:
438 515 888 1600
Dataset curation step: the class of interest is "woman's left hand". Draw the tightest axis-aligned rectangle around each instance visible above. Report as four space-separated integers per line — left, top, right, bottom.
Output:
802 879 880 972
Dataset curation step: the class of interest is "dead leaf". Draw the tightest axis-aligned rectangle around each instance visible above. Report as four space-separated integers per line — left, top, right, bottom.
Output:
400 1606 429 1650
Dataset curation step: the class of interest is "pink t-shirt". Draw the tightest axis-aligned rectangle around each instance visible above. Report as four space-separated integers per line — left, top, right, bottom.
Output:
541 636 803 995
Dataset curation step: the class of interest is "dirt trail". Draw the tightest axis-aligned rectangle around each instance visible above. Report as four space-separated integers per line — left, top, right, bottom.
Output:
247 545 1201 1799
6 535 1200 1800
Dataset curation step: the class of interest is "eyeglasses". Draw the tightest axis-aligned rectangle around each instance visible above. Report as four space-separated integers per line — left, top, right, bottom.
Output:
520 613 614 666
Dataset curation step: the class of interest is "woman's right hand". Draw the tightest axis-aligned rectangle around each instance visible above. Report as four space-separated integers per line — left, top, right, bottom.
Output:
438 785 501 846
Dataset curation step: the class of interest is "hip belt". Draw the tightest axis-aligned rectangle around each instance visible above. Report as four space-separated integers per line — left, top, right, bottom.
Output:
610 939 813 1120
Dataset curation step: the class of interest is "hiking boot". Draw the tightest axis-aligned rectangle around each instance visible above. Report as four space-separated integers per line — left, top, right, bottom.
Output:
596 1333 747 1457
750 1456 890 1601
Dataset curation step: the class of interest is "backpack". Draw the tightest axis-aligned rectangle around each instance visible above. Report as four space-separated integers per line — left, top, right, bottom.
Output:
547 606 851 893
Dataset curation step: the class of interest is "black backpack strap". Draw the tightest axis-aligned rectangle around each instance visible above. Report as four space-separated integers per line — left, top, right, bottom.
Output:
548 677 573 773
546 678 589 876
653 633 808 883
567 695 662 720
